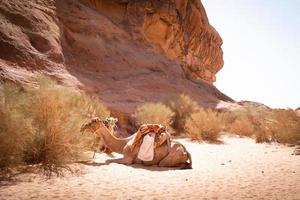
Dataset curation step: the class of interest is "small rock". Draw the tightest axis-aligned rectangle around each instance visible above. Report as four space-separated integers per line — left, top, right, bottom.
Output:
185 178 188 181
292 149 300 155
228 160 232 163
261 171 264 173
287 144 295 147
221 163 225 165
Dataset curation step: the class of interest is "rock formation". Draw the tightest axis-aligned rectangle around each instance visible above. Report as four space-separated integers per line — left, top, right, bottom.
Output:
84 0 224 83
0 0 231 132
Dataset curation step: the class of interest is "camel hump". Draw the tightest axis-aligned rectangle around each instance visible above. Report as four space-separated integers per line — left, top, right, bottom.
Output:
129 124 171 150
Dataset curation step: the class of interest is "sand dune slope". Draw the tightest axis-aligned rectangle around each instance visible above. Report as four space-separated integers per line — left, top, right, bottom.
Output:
1 136 299 200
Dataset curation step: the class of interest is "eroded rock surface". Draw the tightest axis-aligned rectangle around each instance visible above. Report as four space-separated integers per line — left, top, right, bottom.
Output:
84 0 223 83
0 0 231 132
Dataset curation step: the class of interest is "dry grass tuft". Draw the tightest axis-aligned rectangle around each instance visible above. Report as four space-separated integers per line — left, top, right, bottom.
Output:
220 109 255 137
132 102 174 130
221 107 300 144
166 94 199 134
0 83 34 168
265 109 300 144
0 77 110 176
185 108 222 142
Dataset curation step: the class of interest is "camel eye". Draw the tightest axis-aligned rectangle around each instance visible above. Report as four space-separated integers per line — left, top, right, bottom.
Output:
91 117 99 123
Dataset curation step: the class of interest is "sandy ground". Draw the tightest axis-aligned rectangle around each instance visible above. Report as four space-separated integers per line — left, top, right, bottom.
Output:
0 135 299 200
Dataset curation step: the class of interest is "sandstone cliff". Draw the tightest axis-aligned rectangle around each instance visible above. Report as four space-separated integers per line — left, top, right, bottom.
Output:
0 0 231 127
84 0 223 83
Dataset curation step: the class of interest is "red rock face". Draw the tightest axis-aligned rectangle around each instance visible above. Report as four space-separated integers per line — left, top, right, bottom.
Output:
84 0 224 83
0 0 231 125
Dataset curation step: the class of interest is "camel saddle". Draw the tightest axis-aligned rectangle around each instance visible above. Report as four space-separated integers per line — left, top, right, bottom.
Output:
128 124 171 151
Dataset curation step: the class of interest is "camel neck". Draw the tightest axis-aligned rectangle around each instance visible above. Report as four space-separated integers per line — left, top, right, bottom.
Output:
96 126 128 154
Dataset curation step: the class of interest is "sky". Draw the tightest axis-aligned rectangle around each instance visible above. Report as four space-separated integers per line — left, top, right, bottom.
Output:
201 0 300 109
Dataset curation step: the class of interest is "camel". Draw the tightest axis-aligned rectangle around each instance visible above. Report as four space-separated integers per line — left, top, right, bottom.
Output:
103 117 118 133
86 117 118 156
80 117 192 169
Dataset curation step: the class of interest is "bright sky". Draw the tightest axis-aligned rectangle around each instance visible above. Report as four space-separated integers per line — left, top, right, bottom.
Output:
202 0 300 109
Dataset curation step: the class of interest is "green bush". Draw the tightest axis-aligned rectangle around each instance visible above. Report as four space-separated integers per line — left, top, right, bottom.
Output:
132 102 174 130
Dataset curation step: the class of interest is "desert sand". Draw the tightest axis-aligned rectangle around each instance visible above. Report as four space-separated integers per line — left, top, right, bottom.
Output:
1 135 299 200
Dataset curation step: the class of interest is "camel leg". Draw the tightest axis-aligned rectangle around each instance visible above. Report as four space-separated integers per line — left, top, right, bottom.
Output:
105 156 133 165
158 144 188 168
158 153 179 167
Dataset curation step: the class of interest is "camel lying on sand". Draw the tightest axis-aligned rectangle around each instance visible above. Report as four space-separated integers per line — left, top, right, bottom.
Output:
87 117 118 156
80 117 192 169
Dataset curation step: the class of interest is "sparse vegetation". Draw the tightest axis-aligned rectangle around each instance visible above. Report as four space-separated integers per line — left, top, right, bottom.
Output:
1 82 299 176
133 94 300 144
220 109 255 137
185 108 222 142
166 94 200 134
0 77 110 176
221 107 300 144
132 102 174 130
0 84 34 168
262 109 300 144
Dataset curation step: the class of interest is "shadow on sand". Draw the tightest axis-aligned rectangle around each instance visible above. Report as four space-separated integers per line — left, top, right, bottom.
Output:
76 160 179 172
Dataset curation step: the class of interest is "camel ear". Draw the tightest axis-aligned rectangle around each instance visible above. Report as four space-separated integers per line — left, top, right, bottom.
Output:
92 110 96 118
114 118 118 123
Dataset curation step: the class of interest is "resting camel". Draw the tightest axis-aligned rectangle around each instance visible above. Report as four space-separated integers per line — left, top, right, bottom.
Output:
86 117 118 156
103 117 118 133
80 117 192 169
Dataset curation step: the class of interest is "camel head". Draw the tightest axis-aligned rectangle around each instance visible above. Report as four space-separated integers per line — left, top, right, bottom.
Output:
80 117 104 133
103 117 118 130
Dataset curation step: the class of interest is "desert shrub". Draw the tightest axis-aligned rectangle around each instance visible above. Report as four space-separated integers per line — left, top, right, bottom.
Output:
220 109 255 137
132 102 174 130
229 116 255 137
0 84 34 168
266 109 300 144
166 94 199 134
0 77 110 175
221 106 300 144
24 78 109 175
185 108 222 142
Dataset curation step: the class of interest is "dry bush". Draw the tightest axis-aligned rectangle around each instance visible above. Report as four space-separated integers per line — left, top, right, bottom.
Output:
0 84 34 168
166 94 199 134
0 77 110 175
220 108 273 142
132 102 174 129
185 108 222 142
241 108 300 144
267 109 300 144
229 116 255 137
222 107 300 144
220 109 255 137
